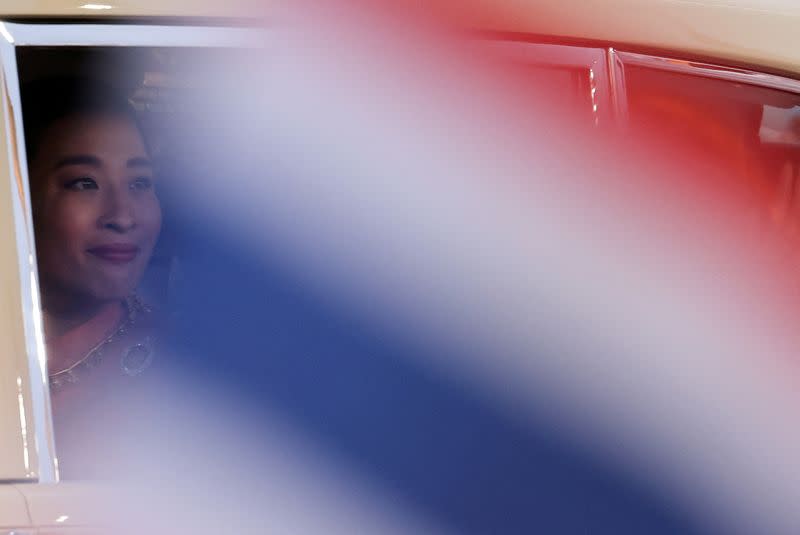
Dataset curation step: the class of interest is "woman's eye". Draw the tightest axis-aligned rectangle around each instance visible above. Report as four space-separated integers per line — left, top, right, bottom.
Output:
130 177 154 191
64 177 98 191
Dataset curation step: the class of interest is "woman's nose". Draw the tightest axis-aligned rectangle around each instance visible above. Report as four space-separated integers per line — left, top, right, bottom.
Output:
98 187 136 232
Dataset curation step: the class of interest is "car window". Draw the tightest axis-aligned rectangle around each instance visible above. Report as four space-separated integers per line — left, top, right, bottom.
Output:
487 42 610 128
14 43 253 480
619 56 800 226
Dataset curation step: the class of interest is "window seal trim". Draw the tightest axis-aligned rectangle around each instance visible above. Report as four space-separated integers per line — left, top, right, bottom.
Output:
0 20 263 47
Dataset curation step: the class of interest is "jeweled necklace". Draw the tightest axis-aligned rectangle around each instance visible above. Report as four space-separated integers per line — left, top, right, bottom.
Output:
48 294 153 390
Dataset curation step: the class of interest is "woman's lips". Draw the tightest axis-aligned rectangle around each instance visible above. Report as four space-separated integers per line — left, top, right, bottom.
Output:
86 244 140 264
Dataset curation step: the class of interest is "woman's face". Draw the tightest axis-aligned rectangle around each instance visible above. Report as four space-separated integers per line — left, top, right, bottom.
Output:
31 112 161 304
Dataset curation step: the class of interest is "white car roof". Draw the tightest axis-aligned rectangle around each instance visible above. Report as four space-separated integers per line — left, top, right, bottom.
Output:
0 1 797 74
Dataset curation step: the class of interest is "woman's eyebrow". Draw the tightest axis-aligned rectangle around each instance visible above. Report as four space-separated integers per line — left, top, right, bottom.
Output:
127 157 152 168
53 154 101 169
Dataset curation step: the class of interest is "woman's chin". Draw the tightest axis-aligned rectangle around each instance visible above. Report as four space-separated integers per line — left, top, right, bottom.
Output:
83 266 148 301
86 281 139 303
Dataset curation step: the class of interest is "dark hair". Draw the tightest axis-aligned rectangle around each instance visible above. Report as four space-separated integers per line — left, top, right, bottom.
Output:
21 76 143 162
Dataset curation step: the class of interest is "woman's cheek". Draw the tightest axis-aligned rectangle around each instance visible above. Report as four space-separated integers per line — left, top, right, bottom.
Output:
141 196 162 244
50 198 98 245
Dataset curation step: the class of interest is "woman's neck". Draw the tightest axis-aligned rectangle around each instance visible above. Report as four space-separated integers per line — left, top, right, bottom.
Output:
41 291 116 341
44 294 126 375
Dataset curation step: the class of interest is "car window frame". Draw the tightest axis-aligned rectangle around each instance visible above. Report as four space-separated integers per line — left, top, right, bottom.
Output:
0 20 261 484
